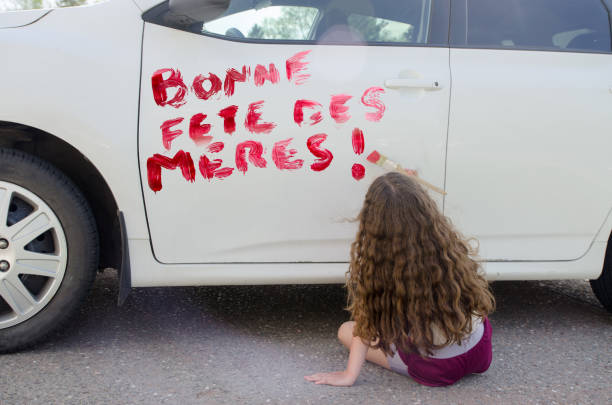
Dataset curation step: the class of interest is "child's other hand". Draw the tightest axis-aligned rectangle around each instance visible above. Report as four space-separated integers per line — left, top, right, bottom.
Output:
304 371 356 386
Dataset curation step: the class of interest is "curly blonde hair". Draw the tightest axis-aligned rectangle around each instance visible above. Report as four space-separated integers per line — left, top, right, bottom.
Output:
347 172 495 357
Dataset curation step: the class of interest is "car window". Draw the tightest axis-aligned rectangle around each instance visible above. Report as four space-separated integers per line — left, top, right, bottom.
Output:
0 0 104 11
464 0 612 53
346 15 420 44
203 6 318 40
146 0 432 46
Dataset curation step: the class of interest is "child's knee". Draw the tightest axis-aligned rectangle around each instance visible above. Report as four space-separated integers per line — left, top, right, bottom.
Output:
337 321 355 346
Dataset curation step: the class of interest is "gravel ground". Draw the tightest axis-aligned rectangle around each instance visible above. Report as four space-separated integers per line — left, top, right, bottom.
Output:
1 271 611 405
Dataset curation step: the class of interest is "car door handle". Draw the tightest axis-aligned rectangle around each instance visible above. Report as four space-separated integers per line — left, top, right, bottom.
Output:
384 78 443 90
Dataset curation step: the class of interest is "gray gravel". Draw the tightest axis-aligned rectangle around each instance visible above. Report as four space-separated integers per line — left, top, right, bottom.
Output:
1 271 611 405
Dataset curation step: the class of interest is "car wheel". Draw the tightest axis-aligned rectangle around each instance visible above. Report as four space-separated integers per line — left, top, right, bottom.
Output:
0 148 98 352
590 235 612 313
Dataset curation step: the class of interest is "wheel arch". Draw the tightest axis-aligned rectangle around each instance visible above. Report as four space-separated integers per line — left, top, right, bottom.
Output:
0 121 121 271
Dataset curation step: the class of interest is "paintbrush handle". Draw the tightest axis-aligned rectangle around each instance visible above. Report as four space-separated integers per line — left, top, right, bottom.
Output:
369 152 447 195
393 168 447 195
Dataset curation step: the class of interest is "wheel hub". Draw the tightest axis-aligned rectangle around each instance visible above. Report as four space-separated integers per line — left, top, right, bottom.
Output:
0 182 68 329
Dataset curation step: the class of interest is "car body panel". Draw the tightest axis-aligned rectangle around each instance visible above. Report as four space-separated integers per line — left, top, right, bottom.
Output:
132 0 162 12
445 49 612 261
0 0 610 285
139 22 450 263
0 9 50 28
0 0 150 240
128 238 608 287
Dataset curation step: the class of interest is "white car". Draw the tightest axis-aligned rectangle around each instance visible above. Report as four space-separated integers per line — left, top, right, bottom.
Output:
1 0 611 352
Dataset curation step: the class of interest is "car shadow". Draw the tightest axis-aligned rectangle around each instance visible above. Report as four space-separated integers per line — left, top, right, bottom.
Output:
29 271 611 352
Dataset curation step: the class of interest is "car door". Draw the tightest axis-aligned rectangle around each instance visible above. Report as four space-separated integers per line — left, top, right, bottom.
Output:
445 0 612 261
138 0 451 264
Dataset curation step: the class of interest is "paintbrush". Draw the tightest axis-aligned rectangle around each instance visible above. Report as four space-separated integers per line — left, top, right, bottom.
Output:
366 151 447 195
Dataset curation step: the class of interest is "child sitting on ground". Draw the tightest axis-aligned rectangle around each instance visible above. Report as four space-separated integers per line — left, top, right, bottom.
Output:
305 172 495 387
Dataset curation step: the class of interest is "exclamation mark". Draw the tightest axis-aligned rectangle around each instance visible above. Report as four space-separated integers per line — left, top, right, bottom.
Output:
351 128 365 180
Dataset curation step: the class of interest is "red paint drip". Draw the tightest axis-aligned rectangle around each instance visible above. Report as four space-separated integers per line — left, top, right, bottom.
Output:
188 113 212 146
198 155 234 181
151 68 188 108
254 63 280 86
361 87 386 122
245 101 276 134
329 94 352 124
286 50 311 85
235 140 267 174
352 128 364 155
160 117 184 150
146 150 195 192
307 134 334 172
352 163 365 180
218 105 239 135
208 142 224 153
192 73 222 100
294 99 323 127
223 66 250 97
272 138 304 170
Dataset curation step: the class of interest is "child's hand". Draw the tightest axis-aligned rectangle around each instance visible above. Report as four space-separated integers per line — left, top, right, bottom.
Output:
304 371 357 386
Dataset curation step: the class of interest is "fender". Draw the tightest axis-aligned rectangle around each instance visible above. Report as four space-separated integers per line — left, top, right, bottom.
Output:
0 0 149 240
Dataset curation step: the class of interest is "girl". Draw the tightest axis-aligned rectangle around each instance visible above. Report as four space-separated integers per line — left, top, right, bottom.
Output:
305 172 495 387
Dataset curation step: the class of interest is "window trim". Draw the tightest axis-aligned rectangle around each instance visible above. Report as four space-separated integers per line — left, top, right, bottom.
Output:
450 0 612 54
142 0 450 48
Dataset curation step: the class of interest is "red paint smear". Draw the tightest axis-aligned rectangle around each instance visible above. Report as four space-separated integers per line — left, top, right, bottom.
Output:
198 155 234 181
352 128 364 155
160 117 184 150
352 163 365 180
245 101 276 134
310 111 323 125
208 142 224 153
235 140 267 174
151 68 188 108
272 138 304 170
214 167 234 179
294 99 322 127
188 113 212 146
146 150 195 192
286 50 311 85
329 94 352 124
254 63 280 86
361 87 386 122
224 66 250 97
366 150 381 163
192 73 222 100
218 105 239 135
307 134 334 172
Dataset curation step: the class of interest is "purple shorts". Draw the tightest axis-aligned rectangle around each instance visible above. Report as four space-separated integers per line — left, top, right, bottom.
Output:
387 317 492 387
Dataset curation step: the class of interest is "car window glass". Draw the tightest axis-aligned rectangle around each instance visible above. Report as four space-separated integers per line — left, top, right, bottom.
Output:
0 0 104 11
150 0 432 45
465 0 612 52
347 15 418 43
203 6 318 40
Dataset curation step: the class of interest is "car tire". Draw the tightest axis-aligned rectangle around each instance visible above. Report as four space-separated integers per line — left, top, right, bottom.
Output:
590 235 612 313
0 148 98 353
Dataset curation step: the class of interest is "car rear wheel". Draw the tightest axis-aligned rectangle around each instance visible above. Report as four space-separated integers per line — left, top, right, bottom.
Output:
0 148 98 352
590 235 612 313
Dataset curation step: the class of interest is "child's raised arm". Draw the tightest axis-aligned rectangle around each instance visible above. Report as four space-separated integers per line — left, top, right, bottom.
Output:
304 335 368 386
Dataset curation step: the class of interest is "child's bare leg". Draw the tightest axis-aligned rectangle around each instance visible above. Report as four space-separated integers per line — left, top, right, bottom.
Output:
337 321 391 370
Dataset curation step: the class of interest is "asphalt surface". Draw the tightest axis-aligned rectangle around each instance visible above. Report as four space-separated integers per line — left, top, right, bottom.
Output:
1 271 611 405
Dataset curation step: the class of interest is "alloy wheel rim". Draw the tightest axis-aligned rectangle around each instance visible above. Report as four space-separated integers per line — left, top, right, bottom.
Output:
0 181 68 329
